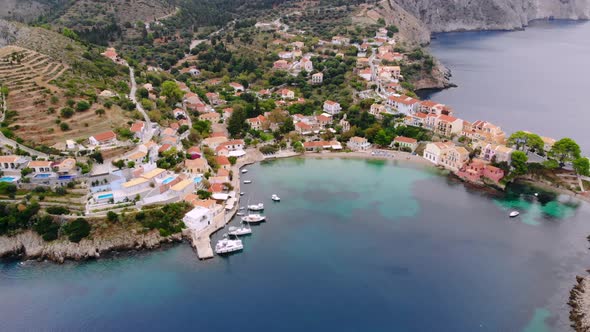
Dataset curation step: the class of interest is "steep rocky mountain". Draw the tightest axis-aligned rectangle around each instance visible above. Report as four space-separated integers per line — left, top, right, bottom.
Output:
391 0 590 32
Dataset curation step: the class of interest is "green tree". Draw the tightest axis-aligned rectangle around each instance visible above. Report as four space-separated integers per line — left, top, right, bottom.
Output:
227 107 248 138
228 156 237 165
107 211 119 222
76 100 91 112
33 215 59 241
95 108 106 117
374 129 392 147
62 218 91 243
60 122 70 131
507 131 544 151
510 151 529 175
279 117 295 134
549 138 581 164
161 81 184 105
112 159 125 169
60 107 74 118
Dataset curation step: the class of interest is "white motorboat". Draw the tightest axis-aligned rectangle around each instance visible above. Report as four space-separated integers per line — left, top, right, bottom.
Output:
271 194 281 201
240 192 245 196
228 225 252 236
509 211 520 218
241 169 248 174
241 214 266 223
534 193 539 197
248 203 264 211
236 212 245 216
215 235 243 254
244 180 252 184
239 206 246 210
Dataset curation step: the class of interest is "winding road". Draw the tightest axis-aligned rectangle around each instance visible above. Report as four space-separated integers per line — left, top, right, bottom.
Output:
127 65 155 143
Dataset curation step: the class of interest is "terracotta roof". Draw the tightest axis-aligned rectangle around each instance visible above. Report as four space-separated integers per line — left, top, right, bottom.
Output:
158 144 171 153
394 136 417 144
28 160 52 167
0 155 22 163
92 131 116 142
130 121 145 133
438 115 459 123
215 156 230 165
185 159 207 168
209 183 224 193
187 146 201 154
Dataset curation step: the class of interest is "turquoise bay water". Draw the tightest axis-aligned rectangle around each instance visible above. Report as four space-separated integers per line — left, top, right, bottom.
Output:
1 158 590 331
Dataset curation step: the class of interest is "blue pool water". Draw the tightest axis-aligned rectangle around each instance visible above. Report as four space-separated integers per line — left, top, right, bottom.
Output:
194 177 202 184
0 176 16 183
97 193 114 200
34 174 51 179
58 175 74 180
162 176 175 185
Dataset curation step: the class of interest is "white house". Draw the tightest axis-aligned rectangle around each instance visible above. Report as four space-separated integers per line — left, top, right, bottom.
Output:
300 58 313 72
0 155 29 171
423 142 453 165
348 136 371 151
182 206 214 231
392 136 418 151
323 100 342 115
311 72 323 84
89 131 117 146
387 95 419 115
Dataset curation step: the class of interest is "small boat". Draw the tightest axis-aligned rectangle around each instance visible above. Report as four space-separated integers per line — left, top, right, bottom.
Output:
241 214 266 223
228 224 252 236
534 193 539 197
241 169 248 174
236 212 245 216
248 203 264 211
244 180 252 184
239 206 246 210
271 194 281 201
240 192 245 196
509 211 520 218
215 234 244 254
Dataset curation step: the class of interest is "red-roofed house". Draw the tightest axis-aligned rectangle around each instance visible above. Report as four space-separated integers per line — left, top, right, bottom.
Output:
215 156 231 171
435 115 463 137
89 131 117 146
273 60 291 70
130 121 145 140
206 92 221 105
247 115 267 131
392 136 418 151
387 95 419 114
316 115 331 129
278 88 295 99
229 82 244 92
295 121 313 135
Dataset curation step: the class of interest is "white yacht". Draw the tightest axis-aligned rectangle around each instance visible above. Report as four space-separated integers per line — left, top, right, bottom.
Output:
236 212 245 216
248 203 264 211
215 235 244 254
228 224 252 236
244 180 252 184
271 194 281 201
241 169 248 174
241 214 266 223
240 192 245 196
509 211 520 218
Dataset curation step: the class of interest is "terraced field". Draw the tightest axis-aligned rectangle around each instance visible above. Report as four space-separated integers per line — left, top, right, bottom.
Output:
0 45 129 146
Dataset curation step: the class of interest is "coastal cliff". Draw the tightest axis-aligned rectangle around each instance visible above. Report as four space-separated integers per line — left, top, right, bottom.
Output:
391 0 590 32
0 230 183 263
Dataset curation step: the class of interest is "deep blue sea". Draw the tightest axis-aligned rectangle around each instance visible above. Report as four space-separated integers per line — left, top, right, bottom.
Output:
422 20 590 153
2 158 590 331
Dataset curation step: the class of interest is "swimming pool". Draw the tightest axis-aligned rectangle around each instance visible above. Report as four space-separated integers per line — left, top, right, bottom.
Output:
58 175 74 180
97 193 114 200
0 176 16 183
194 177 202 184
162 176 175 185
34 174 51 179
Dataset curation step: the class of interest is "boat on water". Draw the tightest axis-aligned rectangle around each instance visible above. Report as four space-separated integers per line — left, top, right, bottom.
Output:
271 194 281 201
509 211 520 218
244 180 252 184
228 224 252 236
215 234 244 254
240 192 245 196
241 214 266 223
248 203 264 211
236 212 245 216
239 206 246 210
241 169 248 174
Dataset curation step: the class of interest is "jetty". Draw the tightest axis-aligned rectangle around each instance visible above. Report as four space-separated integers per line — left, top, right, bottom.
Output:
188 150 263 259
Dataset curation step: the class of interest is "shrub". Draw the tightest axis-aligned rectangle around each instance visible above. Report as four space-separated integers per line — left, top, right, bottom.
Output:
63 218 91 243
33 215 60 241
76 100 91 112
46 206 70 215
60 107 74 118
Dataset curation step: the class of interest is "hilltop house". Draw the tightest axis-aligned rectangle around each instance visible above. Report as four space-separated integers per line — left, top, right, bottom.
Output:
311 72 323 84
89 131 117 146
247 115 267 131
323 100 342 115
0 155 29 172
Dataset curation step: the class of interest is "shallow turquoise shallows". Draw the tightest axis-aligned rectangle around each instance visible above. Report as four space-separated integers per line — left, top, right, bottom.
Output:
1 158 589 332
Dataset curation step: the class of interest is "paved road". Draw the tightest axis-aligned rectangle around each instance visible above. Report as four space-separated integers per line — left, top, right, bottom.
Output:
127 65 155 143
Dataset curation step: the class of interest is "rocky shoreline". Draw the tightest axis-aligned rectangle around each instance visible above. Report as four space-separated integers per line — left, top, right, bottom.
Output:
0 229 183 263
569 273 590 331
